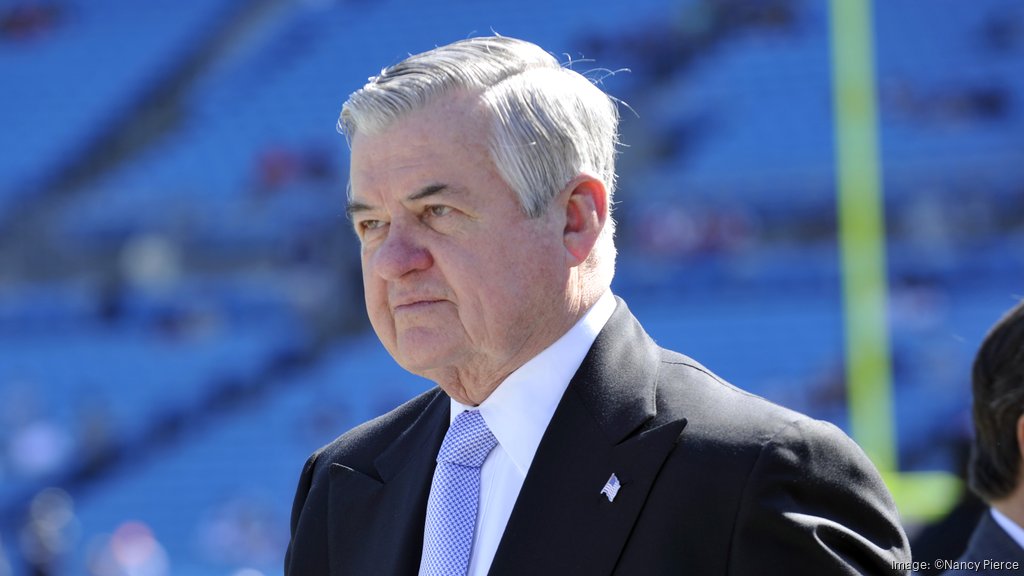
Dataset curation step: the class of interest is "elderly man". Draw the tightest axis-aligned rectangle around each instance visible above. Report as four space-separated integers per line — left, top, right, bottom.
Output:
940 300 1024 575
286 35 910 575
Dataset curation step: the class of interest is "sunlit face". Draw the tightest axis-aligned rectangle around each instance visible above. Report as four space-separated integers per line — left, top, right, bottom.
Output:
347 93 573 388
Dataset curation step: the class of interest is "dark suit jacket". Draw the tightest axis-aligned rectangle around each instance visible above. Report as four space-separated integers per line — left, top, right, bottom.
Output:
940 510 1024 575
286 298 910 575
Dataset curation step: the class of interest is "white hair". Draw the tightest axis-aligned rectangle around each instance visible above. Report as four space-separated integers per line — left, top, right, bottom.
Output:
339 35 619 279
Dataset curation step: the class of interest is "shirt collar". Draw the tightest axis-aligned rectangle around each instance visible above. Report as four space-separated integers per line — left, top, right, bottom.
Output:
450 290 617 475
991 507 1024 549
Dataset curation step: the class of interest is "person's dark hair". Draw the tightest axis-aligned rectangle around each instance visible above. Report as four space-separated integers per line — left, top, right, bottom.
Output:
969 298 1024 502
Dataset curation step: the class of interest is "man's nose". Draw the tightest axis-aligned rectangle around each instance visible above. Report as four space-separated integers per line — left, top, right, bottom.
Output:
370 224 433 280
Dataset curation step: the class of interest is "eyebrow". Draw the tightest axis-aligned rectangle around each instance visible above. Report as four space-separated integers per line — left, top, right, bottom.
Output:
408 183 451 202
345 183 455 219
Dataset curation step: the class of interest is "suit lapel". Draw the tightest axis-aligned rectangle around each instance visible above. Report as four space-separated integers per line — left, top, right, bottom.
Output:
490 299 687 576
327 390 449 575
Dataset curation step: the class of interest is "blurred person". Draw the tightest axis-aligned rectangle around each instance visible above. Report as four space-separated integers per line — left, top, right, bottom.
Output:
20 488 77 576
940 299 1024 575
2 383 72 480
86 522 169 576
0 2 63 40
196 492 287 568
0 535 12 576
286 35 910 575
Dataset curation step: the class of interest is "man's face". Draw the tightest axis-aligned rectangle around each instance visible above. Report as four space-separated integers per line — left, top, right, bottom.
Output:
348 93 572 388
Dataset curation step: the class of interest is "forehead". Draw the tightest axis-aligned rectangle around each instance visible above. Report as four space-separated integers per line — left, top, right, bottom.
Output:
349 94 494 196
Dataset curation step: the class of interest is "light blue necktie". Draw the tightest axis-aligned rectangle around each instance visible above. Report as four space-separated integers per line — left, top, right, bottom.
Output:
419 410 498 576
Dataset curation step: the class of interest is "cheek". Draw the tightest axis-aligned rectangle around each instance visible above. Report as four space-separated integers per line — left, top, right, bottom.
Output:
472 243 559 307
362 270 392 328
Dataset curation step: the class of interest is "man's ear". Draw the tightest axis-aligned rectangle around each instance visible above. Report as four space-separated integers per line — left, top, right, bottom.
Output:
560 174 609 267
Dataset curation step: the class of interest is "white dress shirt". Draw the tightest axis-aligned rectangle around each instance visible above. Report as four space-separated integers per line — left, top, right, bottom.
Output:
991 507 1024 549
423 290 616 576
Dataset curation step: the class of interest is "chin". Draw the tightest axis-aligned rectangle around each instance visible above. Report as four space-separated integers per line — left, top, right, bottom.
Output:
392 332 459 375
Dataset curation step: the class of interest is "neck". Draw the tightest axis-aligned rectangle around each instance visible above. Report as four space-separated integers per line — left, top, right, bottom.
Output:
436 286 606 406
993 489 1024 529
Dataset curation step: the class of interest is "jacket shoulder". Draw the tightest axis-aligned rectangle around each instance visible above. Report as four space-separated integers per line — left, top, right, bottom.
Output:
655 347 820 440
653 349 910 573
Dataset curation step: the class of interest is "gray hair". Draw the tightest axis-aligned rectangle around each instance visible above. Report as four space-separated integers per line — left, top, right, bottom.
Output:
339 36 620 272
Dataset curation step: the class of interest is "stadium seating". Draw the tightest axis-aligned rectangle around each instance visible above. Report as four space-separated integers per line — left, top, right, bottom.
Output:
1 0 1022 572
0 0 243 216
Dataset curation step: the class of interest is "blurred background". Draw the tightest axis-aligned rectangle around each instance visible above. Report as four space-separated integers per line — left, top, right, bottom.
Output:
0 0 1021 574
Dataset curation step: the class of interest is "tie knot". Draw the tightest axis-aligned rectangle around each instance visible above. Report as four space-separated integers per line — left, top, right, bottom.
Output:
437 410 497 468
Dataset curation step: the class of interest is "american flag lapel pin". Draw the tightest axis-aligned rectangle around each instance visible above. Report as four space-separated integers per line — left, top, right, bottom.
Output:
600 473 621 502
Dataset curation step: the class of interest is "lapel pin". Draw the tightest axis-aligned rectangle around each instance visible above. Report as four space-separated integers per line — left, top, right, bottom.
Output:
600 473 621 502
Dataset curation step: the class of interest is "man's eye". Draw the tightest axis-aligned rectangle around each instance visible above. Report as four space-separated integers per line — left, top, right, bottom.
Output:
359 220 386 232
427 205 452 217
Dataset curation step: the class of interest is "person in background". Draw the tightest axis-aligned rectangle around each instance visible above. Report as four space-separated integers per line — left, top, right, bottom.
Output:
941 299 1024 575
